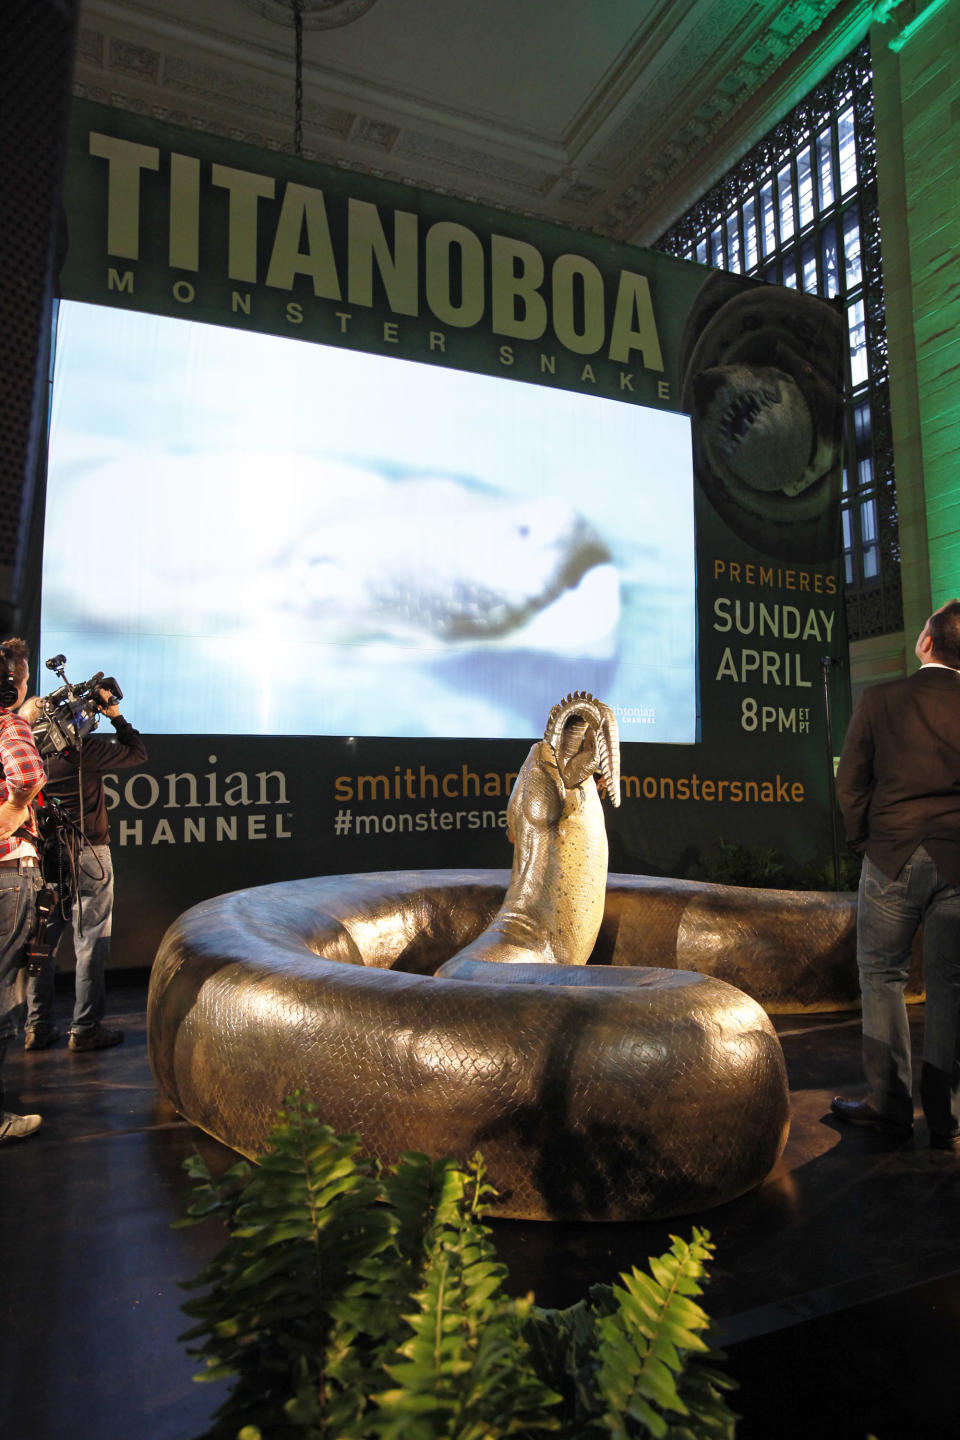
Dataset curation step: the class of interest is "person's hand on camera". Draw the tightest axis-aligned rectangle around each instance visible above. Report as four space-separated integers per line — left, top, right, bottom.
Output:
98 687 121 719
17 696 43 725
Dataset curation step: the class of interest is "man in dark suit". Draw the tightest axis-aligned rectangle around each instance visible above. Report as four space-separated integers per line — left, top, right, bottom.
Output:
832 598 960 1147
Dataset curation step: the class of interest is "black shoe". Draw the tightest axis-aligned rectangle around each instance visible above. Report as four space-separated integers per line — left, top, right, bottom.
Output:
830 1096 913 1136
24 1023 61 1052
68 1025 124 1052
929 1129 960 1151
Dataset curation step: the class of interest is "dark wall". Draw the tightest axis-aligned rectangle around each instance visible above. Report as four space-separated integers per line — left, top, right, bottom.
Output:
0 0 79 635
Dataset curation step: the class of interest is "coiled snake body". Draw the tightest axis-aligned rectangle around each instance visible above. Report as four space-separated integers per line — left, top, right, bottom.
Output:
146 694 898 1215
147 696 809 1221
148 870 795 1221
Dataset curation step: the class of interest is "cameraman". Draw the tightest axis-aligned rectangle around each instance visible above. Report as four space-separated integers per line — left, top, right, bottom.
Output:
24 686 146 1053
0 638 45 1143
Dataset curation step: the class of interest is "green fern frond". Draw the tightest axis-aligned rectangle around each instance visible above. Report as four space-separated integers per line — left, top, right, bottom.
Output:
179 1092 396 1439
173 1154 253 1232
371 1155 561 1439
178 1104 736 1440
594 1229 737 1440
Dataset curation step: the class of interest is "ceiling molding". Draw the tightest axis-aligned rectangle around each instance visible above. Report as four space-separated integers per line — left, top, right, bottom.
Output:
620 0 884 243
72 0 885 246
236 0 380 28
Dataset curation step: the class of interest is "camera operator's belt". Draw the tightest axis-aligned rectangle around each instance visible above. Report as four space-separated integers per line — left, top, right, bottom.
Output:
0 856 38 870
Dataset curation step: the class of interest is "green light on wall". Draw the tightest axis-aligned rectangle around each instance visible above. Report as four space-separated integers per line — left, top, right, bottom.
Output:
887 0 953 52
930 526 960 607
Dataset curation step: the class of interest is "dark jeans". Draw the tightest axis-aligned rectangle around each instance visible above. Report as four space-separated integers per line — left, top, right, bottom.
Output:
857 845 960 1132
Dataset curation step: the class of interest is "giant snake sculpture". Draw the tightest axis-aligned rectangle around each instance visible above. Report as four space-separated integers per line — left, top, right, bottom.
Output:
148 692 883 1221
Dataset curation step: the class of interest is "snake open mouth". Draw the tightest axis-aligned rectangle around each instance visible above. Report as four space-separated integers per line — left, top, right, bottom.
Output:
697 364 815 495
438 526 615 641
724 384 780 442
679 273 845 559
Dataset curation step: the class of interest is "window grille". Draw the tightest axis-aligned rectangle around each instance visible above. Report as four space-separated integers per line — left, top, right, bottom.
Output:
657 38 901 642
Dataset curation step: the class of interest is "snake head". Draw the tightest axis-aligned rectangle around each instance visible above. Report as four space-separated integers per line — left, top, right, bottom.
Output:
544 691 621 807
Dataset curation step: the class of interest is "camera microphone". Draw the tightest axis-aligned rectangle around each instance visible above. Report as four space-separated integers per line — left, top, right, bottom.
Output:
45 655 66 671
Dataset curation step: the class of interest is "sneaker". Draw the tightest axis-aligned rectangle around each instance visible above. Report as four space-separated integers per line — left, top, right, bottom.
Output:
68 1025 124 1052
0 1111 42 1143
24 1023 62 1051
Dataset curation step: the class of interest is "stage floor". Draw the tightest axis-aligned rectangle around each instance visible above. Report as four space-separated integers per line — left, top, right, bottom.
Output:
2 974 958 1440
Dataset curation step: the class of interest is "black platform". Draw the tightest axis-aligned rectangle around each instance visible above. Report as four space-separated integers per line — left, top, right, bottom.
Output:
2 974 958 1440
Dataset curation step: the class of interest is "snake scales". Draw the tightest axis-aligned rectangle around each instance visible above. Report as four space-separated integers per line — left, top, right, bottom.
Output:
148 697 916 1220
143 866 886 1221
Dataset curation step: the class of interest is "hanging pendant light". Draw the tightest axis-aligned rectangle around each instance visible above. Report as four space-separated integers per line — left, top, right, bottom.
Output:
293 0 303 156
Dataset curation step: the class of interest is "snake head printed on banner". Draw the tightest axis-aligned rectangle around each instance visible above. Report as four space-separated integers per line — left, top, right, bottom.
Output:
679 272 845 561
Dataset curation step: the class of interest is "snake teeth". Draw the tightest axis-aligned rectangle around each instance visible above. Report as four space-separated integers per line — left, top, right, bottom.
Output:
544 690 598 739
598 707 621 808
545 689 596 732
543 691 620 807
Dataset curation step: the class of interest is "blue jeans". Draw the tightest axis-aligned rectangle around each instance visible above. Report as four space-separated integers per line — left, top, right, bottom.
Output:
857 845 960 1131
26 844 114 1035
0 864 42 1111
0 866 41 1044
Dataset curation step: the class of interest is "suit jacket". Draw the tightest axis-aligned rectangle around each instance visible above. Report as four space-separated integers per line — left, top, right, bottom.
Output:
836 665 960 882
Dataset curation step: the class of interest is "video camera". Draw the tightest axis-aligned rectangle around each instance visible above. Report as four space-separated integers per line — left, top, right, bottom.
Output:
29 654 123 760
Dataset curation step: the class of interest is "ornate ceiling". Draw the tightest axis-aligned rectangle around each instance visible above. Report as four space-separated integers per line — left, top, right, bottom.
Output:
73 0 893 246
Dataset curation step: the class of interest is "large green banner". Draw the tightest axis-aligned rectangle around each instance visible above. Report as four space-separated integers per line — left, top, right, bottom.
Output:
62 103 693 409
47 99 850 965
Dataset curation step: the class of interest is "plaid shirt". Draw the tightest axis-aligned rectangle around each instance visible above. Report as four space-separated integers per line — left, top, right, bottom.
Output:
0 708 46 860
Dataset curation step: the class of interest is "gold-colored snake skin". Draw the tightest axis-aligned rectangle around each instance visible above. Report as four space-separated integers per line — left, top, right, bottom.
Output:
440 692 621 973
146 866 868 1221
147 696 916 1221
